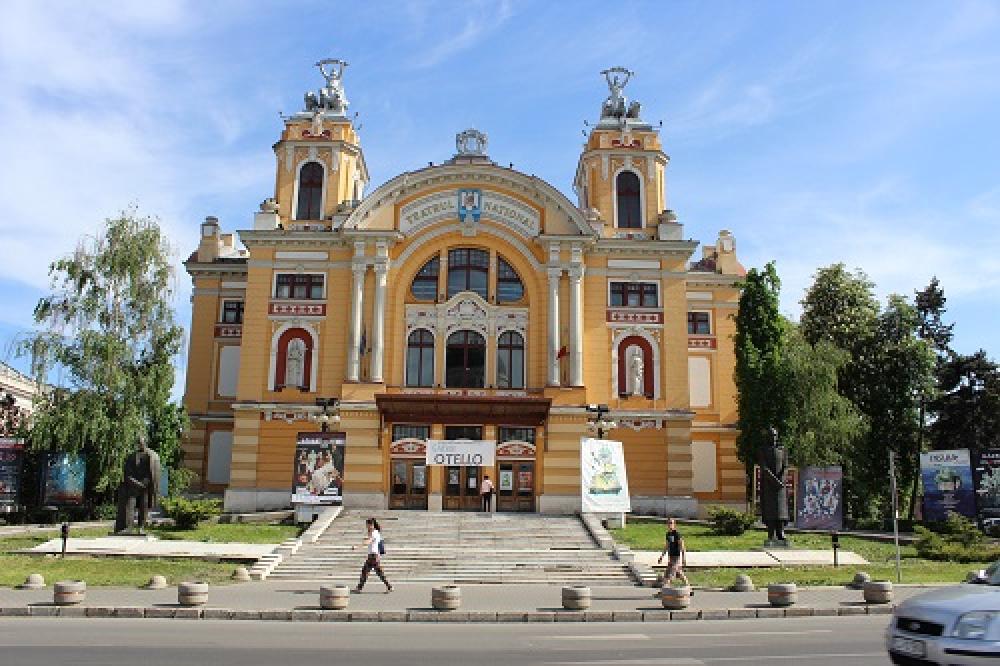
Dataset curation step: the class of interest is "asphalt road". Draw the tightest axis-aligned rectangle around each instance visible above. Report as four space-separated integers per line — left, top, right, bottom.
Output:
0 616 892 665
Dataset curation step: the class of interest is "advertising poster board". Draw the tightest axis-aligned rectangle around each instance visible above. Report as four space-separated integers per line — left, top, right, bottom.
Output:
0 438 24 511
42 452 86 505
921 449 975 522
499 469 514 491
973 449 1000 531
425 440 495 468
580 438 631 513
292 432 345 505
795 466 843 531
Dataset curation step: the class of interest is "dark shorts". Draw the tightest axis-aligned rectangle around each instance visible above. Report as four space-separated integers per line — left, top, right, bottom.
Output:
665 555 683 578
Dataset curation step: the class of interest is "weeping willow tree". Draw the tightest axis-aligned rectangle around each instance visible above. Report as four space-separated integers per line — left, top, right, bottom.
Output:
19 209 187 503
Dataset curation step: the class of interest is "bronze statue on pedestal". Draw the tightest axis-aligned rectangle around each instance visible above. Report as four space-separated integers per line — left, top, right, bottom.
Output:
758 427 790 546
114 433 161 534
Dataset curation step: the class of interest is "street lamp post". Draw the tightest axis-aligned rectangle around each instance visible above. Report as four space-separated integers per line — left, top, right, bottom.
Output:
585 404 616 439
311 397 341 433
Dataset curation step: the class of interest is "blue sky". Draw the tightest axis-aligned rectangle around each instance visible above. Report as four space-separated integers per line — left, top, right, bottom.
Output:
1 0 999 394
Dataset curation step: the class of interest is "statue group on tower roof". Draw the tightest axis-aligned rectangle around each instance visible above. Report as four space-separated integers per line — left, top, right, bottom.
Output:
600 66 642 122
304 58 350 115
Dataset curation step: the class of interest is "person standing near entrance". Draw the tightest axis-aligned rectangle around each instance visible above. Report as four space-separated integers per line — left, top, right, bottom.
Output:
353 518 392 594
480 474 494 512
657 518 692 594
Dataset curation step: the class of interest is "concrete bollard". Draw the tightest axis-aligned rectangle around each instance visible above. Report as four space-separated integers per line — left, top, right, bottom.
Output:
53 580 86 606
660 585 692 610
562 586 592 610
231 567 251 582
431 585 461 611
731 574 754 592
767 583 797 607
863 580 893 604
143 575 168 590
849 571 871 590
17 573 46 590
178 581 209 607
320 584 350 610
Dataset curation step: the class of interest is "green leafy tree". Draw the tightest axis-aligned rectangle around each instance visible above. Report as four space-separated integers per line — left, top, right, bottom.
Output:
931 350 1000 455
19 209 187 503
733 262 790 475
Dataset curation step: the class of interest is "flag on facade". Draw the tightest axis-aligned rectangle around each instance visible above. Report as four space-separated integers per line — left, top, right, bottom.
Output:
557 345 568 359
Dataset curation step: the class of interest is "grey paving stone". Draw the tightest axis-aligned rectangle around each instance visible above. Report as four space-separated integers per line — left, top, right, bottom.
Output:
434 612 471 623
613 610 642 622
320 610 350 622
584 610 614 622
554 611 585 622
813 608 839 617
1 607 30 617
728 608 757 619
291 610 322 622
526 612 555 622
28 606 58 617
407 611 440 623
756 608 784 619
867 605 893 615
58 607 87 617
231 610 263 621
785 607 815 617
202 608 232 620
86 607 115 618
466 611 497 623
700 609 729 620
378 611 408 622
497 611 527 623
174 608 202 619
144 607 175 619
349 611 379 622
838 606 866 616
641 610 672 621
260 610 292 621
670 610 700 621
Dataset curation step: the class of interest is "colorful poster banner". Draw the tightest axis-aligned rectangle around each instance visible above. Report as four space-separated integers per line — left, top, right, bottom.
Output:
425 440 496 468
499 469 514 492
292 432 345 505
0 438 24 511
795 466 843 531
921 449 975 522
42 452 86 505
973 449 1000 531
581 438 631 513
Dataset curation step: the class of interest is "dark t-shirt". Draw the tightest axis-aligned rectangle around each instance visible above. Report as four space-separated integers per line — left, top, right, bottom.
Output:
665 529 682 557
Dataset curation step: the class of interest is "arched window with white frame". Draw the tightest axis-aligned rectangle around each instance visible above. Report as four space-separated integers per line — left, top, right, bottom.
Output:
295 161 324 220
496 331 524 389
406 329 435 387
615 170 642 229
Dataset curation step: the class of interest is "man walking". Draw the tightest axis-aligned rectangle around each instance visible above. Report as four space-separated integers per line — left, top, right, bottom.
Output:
480 474 494 512
657 518 692 594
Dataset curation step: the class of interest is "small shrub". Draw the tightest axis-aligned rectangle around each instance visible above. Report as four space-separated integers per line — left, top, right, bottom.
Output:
159 497 221 529
915 513 999 563
92 503 118 520
167 467 197 497
708 505 757 536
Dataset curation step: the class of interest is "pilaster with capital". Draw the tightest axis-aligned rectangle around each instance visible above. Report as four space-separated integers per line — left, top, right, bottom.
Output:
370 262 388 383
568 263 585 387
347 242 367 382
547 267 562 386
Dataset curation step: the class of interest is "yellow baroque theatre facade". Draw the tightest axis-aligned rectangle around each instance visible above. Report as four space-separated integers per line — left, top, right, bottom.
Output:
182 61 746 516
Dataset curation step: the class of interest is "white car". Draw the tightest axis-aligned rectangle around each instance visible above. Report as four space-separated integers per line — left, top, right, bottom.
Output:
887 561 1000 665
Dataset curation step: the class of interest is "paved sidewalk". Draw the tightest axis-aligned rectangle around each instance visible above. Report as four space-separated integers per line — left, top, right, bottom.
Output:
633 549 869 568
24 536 273 560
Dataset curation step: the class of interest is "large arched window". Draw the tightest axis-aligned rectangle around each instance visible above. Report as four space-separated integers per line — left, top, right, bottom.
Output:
617 335 653 398
497 257 524 304
274 327 314 391
445 330 486 388
496 331 524 389
615 170 642 229
295 162 324 220
411 256 440 301
406 329 435 387
447 248 488 299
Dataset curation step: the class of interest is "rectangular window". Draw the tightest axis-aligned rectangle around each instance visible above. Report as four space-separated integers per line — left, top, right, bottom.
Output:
275 273 325 300
391 424 430 441
498 427 535 444
687 312 712 335
609 282 658 307
221 300 244 324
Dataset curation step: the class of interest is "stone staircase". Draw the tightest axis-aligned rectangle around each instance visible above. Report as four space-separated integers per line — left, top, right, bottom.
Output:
266 510 636 585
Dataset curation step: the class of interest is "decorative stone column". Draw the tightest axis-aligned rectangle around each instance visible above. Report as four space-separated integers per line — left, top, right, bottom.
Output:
547 267 562 386
370 262 387 383
347 261 366 382
568 264 585 387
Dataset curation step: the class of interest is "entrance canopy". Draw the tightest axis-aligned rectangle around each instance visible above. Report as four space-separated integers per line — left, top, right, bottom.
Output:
375 393 550 426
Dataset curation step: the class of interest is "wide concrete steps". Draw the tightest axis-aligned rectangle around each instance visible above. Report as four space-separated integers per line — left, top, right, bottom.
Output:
267 510 635 585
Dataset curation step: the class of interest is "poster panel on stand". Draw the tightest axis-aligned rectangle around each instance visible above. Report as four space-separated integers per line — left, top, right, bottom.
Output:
580 438 631 513
292 432 346 505
0 438 24 512
795 466 843 531
41 452 86 505
921 449 975 522
973 449 1000 532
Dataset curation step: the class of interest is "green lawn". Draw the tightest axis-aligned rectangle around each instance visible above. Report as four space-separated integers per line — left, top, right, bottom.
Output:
611 519 993 587
0 522 298 588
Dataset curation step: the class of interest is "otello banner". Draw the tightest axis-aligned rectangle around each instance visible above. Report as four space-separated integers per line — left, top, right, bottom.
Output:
581 438 631 513
921 449 975 522
425 440 495 468
973 449 1000 530
795 466 843 531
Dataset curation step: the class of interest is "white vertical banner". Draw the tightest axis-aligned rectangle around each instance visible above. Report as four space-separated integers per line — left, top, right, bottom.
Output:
581 437 631 513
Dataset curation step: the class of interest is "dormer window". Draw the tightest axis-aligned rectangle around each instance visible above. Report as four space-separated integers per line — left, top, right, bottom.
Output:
615 170 642 228
295 162 324 220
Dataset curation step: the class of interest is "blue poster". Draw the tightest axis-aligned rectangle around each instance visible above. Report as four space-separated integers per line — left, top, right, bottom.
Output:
921 449 975 522
42 452 86 505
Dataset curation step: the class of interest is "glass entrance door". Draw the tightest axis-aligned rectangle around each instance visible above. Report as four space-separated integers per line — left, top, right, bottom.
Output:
497 461 535 512
443 465 481 511
389 459 428 510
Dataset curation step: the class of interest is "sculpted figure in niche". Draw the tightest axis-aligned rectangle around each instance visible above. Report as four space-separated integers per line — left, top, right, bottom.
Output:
285 338 306 388
627 346 645 397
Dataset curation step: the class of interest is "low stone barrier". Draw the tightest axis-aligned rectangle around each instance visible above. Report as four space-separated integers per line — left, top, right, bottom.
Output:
320 584 349 610
53 580 86 606
561 586 591 610
17 574 45 590
143 575 167 590
178 582 209 607
767 583 797 607
730 574 754 592
863 580 892 604
661 586 691 610
849 571 871 590
432 585 461 611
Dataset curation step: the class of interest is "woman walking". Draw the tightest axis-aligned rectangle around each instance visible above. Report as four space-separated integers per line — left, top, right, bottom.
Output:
353 517 392 593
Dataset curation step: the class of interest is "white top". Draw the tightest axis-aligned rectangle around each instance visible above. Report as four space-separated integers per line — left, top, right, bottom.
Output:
368 529 382 556
481 479 494 494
